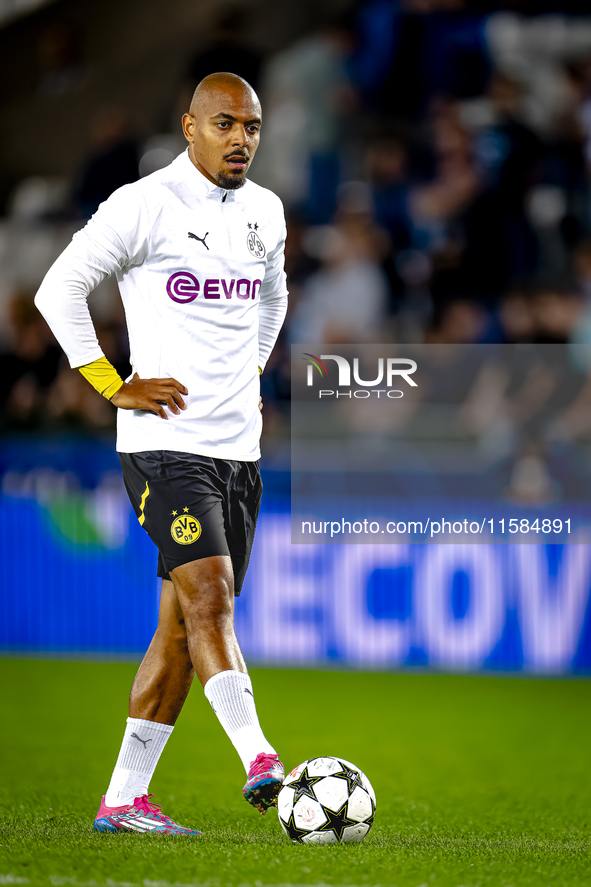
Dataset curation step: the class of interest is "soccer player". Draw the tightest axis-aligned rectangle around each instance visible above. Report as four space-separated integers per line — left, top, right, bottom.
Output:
35 73 288 836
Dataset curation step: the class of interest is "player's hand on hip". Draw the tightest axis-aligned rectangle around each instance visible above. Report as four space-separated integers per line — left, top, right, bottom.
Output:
259 396 263 412
111 373 188 419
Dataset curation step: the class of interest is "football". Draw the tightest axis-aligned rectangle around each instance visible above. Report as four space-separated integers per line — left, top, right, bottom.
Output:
277 756 376 844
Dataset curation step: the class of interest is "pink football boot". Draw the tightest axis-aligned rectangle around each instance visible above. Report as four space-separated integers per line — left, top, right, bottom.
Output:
94 794 202 835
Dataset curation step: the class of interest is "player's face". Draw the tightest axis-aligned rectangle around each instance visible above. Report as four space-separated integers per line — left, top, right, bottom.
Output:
183 85 261 190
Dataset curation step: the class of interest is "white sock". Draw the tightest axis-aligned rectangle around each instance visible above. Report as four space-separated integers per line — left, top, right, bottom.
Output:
104 717 173 807
203 670 276 773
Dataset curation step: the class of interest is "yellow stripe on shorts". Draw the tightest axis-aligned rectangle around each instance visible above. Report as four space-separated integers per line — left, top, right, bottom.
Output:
138 481 150 526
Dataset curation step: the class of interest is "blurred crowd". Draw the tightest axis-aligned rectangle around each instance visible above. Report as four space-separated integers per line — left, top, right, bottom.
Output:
4 1 591 442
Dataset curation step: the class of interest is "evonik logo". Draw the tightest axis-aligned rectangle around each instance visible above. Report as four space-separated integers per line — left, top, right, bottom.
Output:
167 271 262 304
303 353 417 399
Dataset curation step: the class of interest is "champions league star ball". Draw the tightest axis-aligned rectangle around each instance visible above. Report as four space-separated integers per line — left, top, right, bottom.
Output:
277 756 376 844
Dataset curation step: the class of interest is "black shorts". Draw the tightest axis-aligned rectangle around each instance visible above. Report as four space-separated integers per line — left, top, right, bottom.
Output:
119 450 262 595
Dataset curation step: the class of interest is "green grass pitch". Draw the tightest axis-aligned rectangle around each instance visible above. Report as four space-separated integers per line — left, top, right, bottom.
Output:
0 659 589 887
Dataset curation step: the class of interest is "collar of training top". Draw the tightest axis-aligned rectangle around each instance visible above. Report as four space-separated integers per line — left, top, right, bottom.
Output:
179 148 240 203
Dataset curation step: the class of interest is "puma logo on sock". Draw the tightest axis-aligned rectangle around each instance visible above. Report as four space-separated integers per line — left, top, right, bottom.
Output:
244 688 254 698
131 733 152 749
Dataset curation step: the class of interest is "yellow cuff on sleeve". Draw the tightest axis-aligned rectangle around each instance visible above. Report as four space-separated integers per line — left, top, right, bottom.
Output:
258 366 262 375
79 357 124 400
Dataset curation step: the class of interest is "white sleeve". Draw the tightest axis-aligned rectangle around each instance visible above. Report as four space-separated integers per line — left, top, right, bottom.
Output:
258 211 288 370
34 185 149 369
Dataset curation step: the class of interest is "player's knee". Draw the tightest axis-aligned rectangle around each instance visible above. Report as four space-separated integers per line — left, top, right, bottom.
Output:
176 571 232 614
173 557 234 625
196 579 234 624
157 588 188 642
157 613 188 644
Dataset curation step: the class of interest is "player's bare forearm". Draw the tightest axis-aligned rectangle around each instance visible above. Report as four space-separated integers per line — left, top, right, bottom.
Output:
110 373 188 419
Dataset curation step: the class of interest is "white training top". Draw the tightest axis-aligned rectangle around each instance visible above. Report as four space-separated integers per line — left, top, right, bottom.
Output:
35 151 288 461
